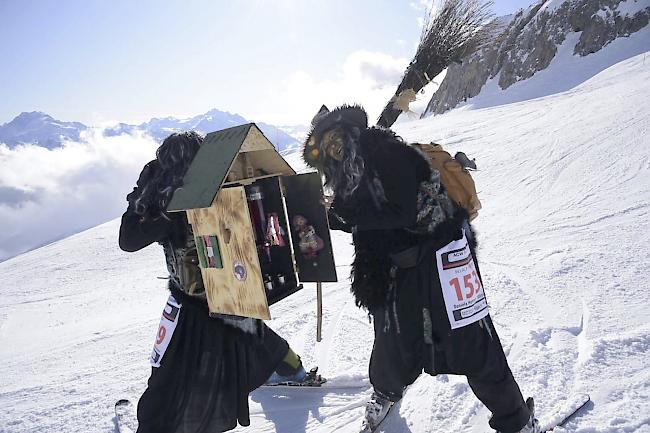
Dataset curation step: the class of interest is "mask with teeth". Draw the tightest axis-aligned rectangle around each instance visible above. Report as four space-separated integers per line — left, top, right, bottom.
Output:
321 127 346 162
302 104 368 171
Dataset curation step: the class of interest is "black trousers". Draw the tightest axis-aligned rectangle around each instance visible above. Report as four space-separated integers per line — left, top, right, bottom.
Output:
137 289 289 433
368 243 530 433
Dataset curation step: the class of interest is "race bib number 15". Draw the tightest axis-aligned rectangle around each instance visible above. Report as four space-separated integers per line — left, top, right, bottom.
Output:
435 231 488 329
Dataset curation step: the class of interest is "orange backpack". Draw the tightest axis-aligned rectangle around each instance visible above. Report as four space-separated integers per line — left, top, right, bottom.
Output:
413 142 482 221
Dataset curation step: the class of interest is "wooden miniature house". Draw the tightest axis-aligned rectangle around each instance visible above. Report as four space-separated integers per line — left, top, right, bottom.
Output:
167 123 337 320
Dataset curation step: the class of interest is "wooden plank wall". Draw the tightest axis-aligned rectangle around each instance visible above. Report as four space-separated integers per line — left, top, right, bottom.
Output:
186 187 270 320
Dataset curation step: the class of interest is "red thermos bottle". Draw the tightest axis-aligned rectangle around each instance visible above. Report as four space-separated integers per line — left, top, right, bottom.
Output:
246 185 266 244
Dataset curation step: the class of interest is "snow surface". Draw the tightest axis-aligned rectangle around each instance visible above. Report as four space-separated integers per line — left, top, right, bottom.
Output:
616 0 650 17
539 0 569 14
1 52 649 433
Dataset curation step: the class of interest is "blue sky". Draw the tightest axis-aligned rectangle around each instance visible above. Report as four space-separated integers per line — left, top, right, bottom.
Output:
0 0 534 126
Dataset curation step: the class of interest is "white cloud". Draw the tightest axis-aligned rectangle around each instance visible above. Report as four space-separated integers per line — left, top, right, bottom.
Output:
342 51 407 89
253 50 409 126
0 130 159 261
410 0 434 11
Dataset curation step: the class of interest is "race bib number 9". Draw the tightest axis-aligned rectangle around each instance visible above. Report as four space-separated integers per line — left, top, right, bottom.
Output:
150 295 181 367
436 231 488 329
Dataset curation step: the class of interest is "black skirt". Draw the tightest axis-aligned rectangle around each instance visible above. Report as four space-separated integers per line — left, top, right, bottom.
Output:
136 287 289 433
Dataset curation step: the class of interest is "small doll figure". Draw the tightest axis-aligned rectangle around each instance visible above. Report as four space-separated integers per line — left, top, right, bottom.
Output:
292 214 324 259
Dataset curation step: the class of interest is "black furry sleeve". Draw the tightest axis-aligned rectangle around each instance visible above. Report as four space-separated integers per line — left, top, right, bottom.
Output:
118 210 173 252
119 160 174 252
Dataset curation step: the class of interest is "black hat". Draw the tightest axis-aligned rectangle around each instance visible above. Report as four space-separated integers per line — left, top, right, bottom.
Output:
302 104 368 170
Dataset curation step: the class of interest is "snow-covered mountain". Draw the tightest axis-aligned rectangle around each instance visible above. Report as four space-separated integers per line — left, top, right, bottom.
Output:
103 108 300 151
424 0 650 115
0 111 88 149
273 123 312 155
1 108 301 152
1 47 648 432
136 108 247 140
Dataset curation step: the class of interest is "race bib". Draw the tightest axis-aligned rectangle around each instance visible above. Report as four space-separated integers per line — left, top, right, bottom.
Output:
150 295 181 367
435 231 488 329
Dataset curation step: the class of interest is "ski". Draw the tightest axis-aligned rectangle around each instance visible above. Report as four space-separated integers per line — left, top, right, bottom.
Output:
261 367 372 389
115 399 138 433
541 394 590 432
261 381 370 391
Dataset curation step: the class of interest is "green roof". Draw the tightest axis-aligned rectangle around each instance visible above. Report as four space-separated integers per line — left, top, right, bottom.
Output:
167 123 253 211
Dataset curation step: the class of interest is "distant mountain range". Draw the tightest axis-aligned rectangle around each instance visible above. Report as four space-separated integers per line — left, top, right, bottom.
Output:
0 108 304 153
0 112 88 149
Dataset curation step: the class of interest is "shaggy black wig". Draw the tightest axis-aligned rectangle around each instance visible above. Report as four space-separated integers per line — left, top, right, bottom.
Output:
127 131 203 218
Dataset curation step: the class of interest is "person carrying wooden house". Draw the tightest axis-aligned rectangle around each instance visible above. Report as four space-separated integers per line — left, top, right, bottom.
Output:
119 131 317 433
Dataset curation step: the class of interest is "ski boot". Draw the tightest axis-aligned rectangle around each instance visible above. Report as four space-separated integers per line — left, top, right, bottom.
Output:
360 390 395 433
264 365 306 385
264 367 326 387
498 397 540 433
519 397 541 433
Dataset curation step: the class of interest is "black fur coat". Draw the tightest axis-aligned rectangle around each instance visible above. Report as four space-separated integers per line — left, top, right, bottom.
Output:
329 127 475 310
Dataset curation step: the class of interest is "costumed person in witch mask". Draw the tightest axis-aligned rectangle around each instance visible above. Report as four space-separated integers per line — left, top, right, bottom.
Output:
119 131 315 433
303 105 540 433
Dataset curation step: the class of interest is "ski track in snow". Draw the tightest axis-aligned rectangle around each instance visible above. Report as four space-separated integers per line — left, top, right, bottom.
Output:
1 48 650 433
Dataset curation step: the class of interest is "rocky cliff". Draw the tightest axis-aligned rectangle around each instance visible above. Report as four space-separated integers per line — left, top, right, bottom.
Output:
424 0 650 115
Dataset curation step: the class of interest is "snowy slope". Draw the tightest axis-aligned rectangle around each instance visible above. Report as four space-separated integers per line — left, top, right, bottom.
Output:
1 52 649 433
456 25 650 112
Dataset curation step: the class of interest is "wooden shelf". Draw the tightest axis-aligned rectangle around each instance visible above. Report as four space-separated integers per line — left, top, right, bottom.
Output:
223 173 282 187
